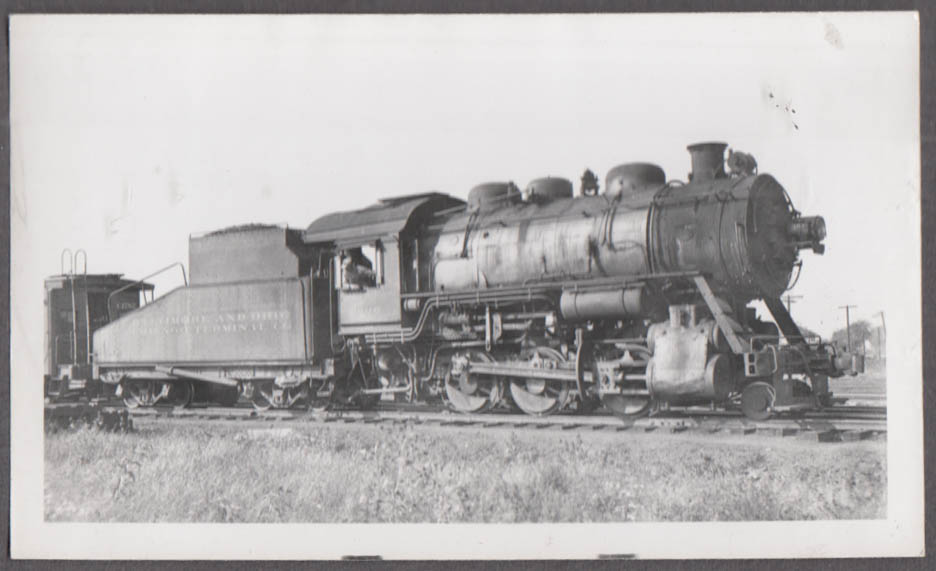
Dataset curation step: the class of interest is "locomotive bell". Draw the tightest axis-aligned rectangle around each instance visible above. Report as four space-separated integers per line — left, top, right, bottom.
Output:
604 163 666 198
687 142 728 181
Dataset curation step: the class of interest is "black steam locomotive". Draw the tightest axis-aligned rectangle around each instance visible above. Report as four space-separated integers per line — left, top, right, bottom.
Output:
81 142 862 420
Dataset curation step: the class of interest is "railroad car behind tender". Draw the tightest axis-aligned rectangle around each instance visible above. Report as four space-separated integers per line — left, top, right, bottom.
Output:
44 250 153 401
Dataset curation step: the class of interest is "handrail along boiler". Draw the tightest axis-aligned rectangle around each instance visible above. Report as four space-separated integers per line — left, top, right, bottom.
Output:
91 142 862 419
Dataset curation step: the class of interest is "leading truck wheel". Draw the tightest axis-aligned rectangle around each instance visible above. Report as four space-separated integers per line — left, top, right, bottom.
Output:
741 382 775 421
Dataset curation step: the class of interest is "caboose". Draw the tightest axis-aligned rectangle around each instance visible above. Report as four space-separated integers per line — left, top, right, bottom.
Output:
44 250 153 400
92 142 863 419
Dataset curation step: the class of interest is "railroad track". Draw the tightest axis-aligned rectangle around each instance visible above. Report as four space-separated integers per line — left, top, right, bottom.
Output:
46 400 887 443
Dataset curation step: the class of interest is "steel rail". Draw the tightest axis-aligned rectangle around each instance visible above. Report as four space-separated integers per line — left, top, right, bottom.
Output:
87 403 887 442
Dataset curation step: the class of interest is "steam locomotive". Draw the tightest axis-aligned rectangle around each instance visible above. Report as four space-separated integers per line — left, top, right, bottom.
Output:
78 142 862 420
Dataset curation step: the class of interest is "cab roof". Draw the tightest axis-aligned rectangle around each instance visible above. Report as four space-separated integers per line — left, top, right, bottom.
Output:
302 192 464 246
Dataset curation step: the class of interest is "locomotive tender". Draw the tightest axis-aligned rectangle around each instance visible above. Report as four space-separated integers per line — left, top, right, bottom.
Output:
91 142 862 419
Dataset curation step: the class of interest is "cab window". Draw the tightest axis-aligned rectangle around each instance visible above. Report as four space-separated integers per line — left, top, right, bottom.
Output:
336 242 384 291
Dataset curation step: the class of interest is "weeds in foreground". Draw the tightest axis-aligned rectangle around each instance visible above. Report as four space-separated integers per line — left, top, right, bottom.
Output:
45 423 886 523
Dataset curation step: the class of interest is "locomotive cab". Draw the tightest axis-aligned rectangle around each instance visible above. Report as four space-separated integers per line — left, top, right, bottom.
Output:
331 238 403 334
303 192 466 336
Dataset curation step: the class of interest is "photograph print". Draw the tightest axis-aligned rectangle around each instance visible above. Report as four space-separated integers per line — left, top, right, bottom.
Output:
9 12 923 559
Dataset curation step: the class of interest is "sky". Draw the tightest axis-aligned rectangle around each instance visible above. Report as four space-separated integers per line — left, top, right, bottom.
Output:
8 13 923 559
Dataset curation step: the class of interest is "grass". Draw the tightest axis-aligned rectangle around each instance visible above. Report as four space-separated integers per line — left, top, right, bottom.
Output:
45 422 886 523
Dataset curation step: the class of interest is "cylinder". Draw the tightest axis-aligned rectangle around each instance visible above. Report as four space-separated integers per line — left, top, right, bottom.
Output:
687 142 728 182
559 288 644 321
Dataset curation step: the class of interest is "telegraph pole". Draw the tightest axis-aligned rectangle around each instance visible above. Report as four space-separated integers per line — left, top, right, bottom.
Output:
783 294 803 315
838 304 857 352
875 311 886 359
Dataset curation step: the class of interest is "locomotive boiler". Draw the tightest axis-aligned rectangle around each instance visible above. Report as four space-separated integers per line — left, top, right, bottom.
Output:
91 141 861 420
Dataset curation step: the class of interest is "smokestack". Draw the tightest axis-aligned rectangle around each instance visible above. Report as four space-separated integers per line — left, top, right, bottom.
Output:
687 142 728 182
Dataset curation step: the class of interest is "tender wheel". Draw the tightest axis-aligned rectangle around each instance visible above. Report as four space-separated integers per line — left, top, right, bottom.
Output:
122 379 156 409
166 380 193 410
251 380 275 412
741 381 775 421
509 347 570 416
121 380 145 409
444 351 502 413
600 394 651 418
